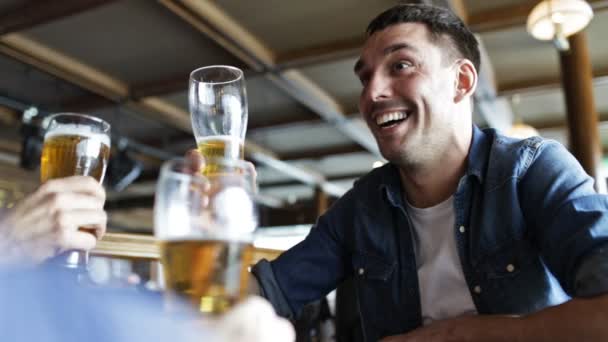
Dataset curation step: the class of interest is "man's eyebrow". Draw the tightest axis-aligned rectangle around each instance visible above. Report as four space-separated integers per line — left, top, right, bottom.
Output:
354 43 418 74
384 42 418 55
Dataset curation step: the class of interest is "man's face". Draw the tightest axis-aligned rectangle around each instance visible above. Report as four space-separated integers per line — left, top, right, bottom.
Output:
355 23 462 165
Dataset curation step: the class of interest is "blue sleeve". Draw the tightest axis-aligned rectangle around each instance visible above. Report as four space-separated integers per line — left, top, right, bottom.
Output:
252 189 355 319
519 139 608 296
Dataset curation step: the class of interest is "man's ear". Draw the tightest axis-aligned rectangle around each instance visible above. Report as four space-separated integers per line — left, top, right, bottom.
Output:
453 59 477 103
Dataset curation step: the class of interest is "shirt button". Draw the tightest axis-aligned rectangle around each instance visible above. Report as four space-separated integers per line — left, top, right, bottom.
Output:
459 225 466 233
358 268 365 275
473 285 482 294
506 264 515 272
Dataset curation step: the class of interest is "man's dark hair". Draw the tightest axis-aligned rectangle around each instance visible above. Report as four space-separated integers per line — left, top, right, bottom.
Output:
367 4 480 72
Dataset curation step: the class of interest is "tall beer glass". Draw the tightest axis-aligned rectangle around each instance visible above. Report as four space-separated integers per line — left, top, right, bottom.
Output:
189 66 247 174
155 158 257 315
40 113 111 270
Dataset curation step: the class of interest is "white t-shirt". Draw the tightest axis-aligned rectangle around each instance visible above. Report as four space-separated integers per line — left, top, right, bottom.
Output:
405 196 477 325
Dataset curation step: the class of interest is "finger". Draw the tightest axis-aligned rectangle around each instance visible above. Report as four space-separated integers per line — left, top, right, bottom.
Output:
54 209 107 234
185 149 205 174
57 230 98 251
11 193 105 239
38 176 105 201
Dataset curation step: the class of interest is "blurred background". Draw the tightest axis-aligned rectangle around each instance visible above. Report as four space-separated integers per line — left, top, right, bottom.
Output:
0 1 606 338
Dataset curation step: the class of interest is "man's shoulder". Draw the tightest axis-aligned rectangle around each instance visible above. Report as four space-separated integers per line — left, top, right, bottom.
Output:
481 128 562 181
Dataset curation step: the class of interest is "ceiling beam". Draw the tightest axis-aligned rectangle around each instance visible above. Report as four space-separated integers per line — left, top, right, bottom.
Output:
0 104 20 126
469 0 608 34
0 32 344 195
125 0 608 103
0 0 118 35
278 143 366 161
159 0 379 158
498 67 608 97
260 171 365 188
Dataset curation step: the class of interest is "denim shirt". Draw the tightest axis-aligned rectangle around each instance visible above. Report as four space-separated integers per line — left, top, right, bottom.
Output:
252 126 608 341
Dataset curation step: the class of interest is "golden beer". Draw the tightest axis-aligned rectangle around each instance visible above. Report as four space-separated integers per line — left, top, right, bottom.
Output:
40 130 111 183
197 135 244 175
159 239 254 314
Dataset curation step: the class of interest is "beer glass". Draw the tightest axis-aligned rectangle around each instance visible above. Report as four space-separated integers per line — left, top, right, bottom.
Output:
40 113 111 270
155 158 257 315
189 65 247 174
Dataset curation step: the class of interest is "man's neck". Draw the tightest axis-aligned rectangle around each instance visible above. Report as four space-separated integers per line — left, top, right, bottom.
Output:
398 127 472 208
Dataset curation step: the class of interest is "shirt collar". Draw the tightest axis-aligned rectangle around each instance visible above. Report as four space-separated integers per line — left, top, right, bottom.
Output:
466 125 491 184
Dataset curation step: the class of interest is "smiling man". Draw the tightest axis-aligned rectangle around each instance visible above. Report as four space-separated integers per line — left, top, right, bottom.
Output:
246 4 608 341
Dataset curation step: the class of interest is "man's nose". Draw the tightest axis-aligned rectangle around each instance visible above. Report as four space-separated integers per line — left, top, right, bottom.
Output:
366 74 392 102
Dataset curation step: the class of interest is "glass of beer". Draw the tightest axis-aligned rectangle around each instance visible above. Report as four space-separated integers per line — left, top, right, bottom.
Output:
40 113 111 270
155 157 257 316
189 65 247 174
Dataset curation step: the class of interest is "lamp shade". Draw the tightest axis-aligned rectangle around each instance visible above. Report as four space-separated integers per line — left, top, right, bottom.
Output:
527 0 593 41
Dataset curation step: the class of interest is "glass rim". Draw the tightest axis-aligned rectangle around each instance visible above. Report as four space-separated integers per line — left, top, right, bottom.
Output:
189 65 244 85
46 112 111 133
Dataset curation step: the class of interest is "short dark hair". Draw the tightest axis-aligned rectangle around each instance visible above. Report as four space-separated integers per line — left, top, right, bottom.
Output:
366 4 480 72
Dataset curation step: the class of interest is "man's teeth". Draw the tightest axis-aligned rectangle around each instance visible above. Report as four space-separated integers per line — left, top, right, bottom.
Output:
376 112 407 126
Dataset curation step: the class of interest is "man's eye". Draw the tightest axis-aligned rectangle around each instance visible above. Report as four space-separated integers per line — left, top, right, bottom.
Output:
393 62 411 71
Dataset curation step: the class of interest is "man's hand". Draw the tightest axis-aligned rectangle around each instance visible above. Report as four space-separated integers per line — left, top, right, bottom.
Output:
184 149 257 188
0 176 107 265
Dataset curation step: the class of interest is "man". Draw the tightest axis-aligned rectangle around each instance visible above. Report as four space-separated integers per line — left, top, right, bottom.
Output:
245 4 608 341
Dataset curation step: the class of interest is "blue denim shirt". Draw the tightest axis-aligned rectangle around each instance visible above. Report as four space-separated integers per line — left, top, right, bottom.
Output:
253 126 608 341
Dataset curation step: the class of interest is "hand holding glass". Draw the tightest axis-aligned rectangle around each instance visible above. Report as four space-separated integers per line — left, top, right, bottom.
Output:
40 113 111 269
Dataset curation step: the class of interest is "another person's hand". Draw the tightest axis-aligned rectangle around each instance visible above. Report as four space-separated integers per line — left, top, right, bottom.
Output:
184 149 257 185
0 176 107 265
215 296 295 342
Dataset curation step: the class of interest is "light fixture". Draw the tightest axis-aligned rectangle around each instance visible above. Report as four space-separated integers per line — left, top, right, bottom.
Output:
527 0 594 51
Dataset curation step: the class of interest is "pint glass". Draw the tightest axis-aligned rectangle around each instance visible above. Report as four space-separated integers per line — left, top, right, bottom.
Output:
40 113 111 269
155 158 257 315
189 65 247 174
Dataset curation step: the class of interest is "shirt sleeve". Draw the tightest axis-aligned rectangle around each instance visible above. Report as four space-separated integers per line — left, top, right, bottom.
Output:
251 189 356 319
518 139 608 296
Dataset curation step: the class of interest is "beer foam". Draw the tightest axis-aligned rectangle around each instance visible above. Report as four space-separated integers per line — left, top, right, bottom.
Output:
45 124 111 147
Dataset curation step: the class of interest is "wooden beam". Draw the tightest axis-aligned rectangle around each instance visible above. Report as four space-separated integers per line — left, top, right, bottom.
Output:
469 0 608 33
275 36 363 69
559 32 603 192
130 73 189 99
0 0 118 35
498 67 608 97
278 143 365 161
158 0 273 70
60 94 114 112
159 0 379 157
0 33 193 132
0 105 19 126
260 171 363 188
92 232 159 260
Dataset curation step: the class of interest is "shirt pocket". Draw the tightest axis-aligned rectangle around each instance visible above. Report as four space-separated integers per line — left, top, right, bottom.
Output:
351 251 402 338
477 239 548 314
352 251 395 281
480 239 534 279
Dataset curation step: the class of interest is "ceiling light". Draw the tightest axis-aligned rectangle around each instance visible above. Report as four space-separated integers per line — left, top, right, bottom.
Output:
527 0 593 51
